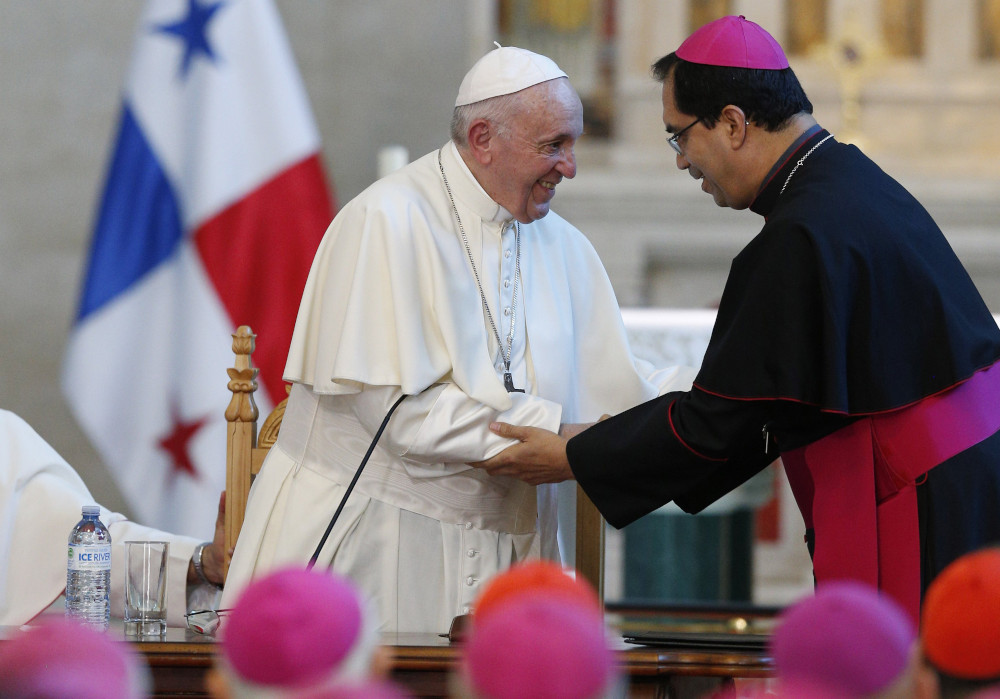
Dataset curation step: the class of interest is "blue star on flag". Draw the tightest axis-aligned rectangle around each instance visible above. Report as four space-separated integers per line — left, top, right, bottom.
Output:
155 0 227 78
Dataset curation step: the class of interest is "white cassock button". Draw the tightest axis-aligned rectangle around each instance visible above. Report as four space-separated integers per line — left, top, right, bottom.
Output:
503 307 511 316
504 249 512 259
503 279 511 288
463 605 470 614
465 522 473 530
466 576 476 586
467 549 477 558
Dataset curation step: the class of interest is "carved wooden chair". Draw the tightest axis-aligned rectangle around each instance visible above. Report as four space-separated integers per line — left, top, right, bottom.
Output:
223 325 606 598
223 326 286 580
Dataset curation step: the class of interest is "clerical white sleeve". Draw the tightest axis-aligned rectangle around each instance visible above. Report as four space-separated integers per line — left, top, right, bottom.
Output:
643 362 699 396
0 410 209 626
349 382 562 465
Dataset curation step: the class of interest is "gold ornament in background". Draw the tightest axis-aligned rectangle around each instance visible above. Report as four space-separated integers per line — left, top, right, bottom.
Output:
527 0 591 33
981 0 1000 58
880 0 923 57
786 0 828 55
810 13 888 149
690 0 732 35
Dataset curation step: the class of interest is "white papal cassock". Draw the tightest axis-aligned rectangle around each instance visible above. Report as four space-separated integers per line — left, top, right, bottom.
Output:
222 142 693 632
0 409 213 626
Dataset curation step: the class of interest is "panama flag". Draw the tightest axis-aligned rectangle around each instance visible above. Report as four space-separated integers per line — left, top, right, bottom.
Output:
62 0 334 538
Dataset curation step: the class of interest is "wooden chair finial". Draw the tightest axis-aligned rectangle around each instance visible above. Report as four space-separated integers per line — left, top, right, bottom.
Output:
226 326 259 424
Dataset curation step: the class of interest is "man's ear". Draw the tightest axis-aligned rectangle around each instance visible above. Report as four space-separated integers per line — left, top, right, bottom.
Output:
719 104 749 147
466 118 496 165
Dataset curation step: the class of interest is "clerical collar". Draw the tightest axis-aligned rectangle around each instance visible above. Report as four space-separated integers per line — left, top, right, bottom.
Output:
441 141 513 224
750 125 826 218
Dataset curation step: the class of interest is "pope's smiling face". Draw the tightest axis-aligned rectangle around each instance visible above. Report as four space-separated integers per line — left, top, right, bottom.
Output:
484 78 583 223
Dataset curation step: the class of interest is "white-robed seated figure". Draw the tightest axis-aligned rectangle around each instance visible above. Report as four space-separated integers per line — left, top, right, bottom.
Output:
0 409 225 626
222 46 693 633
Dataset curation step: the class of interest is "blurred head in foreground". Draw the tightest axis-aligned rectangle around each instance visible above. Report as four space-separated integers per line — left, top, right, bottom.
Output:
455 592 619 699
914 548 1000 699
472 559 601 624
770 580 916 698
208 566 390 699
0 617 150 699
452 560 621 699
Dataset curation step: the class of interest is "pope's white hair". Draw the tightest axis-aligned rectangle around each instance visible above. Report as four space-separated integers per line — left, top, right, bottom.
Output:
449 91 524 147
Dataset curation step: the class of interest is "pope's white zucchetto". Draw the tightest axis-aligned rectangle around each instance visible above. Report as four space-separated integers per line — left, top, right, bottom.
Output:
454 45 568 107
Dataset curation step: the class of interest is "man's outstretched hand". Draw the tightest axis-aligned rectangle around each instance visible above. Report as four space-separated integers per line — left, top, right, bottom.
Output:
470 422 591 484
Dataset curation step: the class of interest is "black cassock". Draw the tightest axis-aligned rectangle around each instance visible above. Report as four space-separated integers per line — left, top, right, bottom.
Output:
570 130 1000 621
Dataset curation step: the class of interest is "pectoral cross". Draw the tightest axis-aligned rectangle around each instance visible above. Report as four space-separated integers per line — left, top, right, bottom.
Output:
504 372 524 393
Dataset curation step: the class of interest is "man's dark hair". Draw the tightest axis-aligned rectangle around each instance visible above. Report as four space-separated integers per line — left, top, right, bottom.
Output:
651 53 812 131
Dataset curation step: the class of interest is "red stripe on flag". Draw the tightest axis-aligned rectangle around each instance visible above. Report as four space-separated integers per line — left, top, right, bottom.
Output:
195 154 335 405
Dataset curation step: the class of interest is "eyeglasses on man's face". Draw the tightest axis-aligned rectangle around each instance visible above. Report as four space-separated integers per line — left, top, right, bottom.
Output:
667 117 702 155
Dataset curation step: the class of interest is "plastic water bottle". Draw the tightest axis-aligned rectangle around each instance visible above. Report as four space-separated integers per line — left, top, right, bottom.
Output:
66 505 112 630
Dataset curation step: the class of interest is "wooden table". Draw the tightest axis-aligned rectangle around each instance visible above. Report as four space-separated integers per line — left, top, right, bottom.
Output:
3 611 775 698
382 628 772 699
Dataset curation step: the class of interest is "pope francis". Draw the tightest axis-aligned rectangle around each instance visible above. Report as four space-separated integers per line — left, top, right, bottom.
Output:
222 45 691 633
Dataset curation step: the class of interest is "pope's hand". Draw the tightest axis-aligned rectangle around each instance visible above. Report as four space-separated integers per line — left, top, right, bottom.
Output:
470 422 575 484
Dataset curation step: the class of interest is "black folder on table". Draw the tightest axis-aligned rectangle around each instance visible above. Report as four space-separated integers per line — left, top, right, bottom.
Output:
622 630 770 652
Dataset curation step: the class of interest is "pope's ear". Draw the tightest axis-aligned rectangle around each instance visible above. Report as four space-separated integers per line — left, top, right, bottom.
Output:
466 118 496 165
